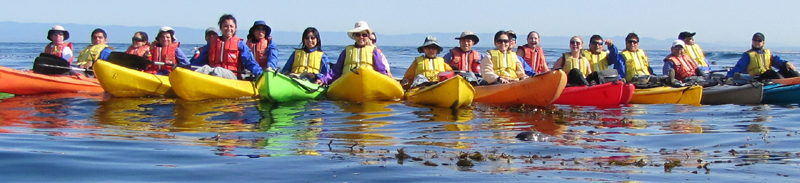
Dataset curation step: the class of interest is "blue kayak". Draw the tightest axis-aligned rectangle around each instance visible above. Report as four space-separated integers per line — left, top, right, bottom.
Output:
762 83 800 104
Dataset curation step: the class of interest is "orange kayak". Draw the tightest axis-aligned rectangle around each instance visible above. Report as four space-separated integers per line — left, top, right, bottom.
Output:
474 70 567 107
773 77 800 85
0 66 103 94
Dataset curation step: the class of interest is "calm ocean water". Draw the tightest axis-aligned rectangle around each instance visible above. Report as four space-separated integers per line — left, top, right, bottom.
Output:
1 42 800 182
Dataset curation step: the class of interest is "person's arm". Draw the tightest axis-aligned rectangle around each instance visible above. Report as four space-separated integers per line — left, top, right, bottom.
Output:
175 48 189 66
322 50 346 84
402 61 418 88
727 53 750 77
663 59 675 76
317 53 331 83
98 48 113 61
267 41 279 69
443 52 453 64
282 52 296 73
372 49 388 76
238 41 263 76
514 58 528 80
552 57 564 70
771 54 788 69
480 53 499 83
62 47 73 63
192 44 210 66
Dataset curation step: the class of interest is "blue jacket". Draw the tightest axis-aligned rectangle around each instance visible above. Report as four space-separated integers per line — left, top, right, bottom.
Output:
605 44 626 78
191 39 264 76
518 56 535 76
263 40 279 69
281 48 331 80
727 49 787 77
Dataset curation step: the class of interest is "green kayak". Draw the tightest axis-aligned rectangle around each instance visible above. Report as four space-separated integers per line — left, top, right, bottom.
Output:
256 70 326 102
0 92 14 100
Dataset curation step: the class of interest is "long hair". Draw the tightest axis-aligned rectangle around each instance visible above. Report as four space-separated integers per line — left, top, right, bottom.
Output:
299 27 322 52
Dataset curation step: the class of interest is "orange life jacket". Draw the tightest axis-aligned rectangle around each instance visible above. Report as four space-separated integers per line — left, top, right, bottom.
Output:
208 36 243 72
44 42 74 64
518 45 547 73
246 38 270 70
144 42 180 74
449 47 480 72
125 44 150 57
665 54 697 81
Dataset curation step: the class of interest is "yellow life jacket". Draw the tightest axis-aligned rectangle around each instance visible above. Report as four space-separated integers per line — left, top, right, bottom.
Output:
76 44 113 66
290 49 324 74
684 44 709 68
562 52 591 77
746 49 772 76
582 49 609 71
343 45 376 70
488 49 518 79
620 49 650 81
413 56 447 82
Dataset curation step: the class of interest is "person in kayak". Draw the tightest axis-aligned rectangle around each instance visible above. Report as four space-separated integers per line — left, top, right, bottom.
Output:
76 28 114 70
443 31 483 74
190 27 219 61
582 35 626 82
321 21 390 84
553 36 591 86
507 30 535 76
43 25 74 64
517 31 549 74
618 32 654 82
145 26 189 75
125 31 150 57
246 20 278 71
727 32 799 80
192 14 264 80
679 31 712 72
281 27 330 85
368 32 392 77
479 30 528 84
401 36 453 89
662 40 699 82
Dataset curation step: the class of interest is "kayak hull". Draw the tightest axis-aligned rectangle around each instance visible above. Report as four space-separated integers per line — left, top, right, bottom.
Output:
256 70 326 102
762 83 800 104
326 66 404 102
169 67 257 101
94 60 174 97
630 85 703 105
405 76 475 108
620 83 635 104
554 82 625 106
701 83 763 105
0 66 103 94
474 70 567 107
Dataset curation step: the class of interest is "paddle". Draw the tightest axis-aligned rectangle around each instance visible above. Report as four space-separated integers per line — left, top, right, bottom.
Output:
35 64 89 72
106 52 152 70
32 53 79 75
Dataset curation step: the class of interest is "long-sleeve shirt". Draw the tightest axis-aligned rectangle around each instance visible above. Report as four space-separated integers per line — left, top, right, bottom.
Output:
605 44 626 78
280 48 331 80
321 46 388 84
518 56 535 76
263 41 279 69
727 49 787 77
479 51 527 83
191 39 264 76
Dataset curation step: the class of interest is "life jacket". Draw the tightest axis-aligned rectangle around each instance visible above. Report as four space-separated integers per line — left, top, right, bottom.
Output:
144 42 180 74
684 44 709 68
582 49 609 72
76 44 112 66
561 52 591 77
125 44 151 57
207 36 243 72
413 56 448 82
518 45 547 73
449 47 481 72
620 49 651 81
246 38 270 70
664 54 697 81
343 45 376 70
747 49 773 76
44 42 74 64
290 49 324 74
488 49 519 79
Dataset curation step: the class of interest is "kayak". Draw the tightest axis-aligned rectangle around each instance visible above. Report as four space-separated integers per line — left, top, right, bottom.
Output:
762 83 800 104
553 82 625 106
700 83 763 105
772 77 800 85
256 70 326 102
169 67 257 101
326 66 404 102
620 83 635 104
629 85 703 105
405 75 475 108
474 70 567 107
0 66 103 94
93 60 174 97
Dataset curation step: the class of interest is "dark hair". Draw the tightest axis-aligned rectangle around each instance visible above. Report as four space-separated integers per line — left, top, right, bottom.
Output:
299 27 322 52
590 34 603 42
91 28 107 38
134 31 148 41
493 30 511 42
625 32 639 41
527 31 539 38
217 14 237 28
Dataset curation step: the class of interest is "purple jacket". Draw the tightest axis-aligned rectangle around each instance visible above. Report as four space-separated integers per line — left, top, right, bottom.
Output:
321 45 388 84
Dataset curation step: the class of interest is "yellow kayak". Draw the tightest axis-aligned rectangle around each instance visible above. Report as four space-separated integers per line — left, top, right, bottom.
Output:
327 66 404 102
629 85 703 105
93 60 174 97
169 67 257 101
405 76 474 108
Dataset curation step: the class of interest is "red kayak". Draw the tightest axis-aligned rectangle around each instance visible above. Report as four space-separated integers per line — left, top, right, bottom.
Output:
619 83 635 104
0 66 103 95
553 82 626 106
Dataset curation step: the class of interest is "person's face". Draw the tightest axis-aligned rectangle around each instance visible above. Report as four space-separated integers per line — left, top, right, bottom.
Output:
684 37 695 45
303 32 318 48
671 45 684 56
494 34 511 52
569 38 583 52
220 19 236 38
625 38 639 51
510 38 517 50
589 38 604 53
368 34 377 45
50 32 64 43
423 46 438 57
459 38 474 51
253 28 266 40
132 33 147 47
91 32 106 45
205 33 218 42
752 38 765 49
354 30 370 46
527 33 539 46
158 32 172 45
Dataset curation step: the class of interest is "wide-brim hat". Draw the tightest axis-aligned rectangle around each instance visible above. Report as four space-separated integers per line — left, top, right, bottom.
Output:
157 26 176 42
417 36 443 54
347 21 373 40
247 20 272 40
678 31 696 40
47 25 69 41
455 31 479 44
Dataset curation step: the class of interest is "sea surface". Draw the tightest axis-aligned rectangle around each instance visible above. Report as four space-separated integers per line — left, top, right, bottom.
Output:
1 42 800 182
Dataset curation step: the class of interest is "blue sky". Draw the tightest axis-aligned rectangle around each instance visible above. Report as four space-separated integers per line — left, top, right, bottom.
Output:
4 0 800 47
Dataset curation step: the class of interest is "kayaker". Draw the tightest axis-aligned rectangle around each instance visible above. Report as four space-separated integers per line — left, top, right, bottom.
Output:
662 40 699 82
145 26 189 75
191 14 264 80
479 30 528 84
727 32 800 80
43 25 74 64
443 31 483 73
553 36 591 86
516 31 549 74
280 27 330 85
507 30 535 76
125 31 150 57
582 35 626 82
679 31 712 72
191 27 219 61
322 21 390 84
618 32 654 82
76 28 114 70
401 36 453 89
246 20 278 71
368 32 392 77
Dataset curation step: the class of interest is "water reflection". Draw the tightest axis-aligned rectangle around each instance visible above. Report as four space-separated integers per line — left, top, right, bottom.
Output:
255 100 322 156
94 97 174 131
172 98 258 132
0 93 103 133
327 101 399 146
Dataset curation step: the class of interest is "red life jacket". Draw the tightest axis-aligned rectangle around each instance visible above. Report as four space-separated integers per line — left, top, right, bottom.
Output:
246 38 270 70
665 54 697 81
44 42 74 64
449 48 480 72
125 44 150 57
208 36 243 72
144 42 180 74
518 45 547 73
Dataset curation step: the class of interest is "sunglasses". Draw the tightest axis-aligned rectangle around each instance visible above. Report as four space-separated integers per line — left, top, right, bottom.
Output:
753 39 764 42
627 40 639 44
570 40 582 45
590 41 603 45
353 33 370 38
51 32 65 36
304 36 317 40
495 39 510 43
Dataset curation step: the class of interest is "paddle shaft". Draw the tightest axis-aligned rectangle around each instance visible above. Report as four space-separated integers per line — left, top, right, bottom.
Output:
153 62 250 74
35 64 89 72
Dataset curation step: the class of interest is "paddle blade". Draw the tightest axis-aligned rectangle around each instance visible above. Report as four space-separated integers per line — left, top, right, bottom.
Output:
106 52 152 70
32 53 71 75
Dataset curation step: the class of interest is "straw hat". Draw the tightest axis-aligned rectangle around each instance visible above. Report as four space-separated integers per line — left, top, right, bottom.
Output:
347 21 373 40
417 36 443 54
47 25 69 41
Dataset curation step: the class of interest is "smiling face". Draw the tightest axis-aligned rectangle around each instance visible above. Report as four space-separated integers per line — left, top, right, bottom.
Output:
752 38 765 49
459 38 474 52
132 33 147 47
157 32 172 45
354 30 370 46
494 34 510 52
625 39 639 51
527 32 539 46
569 37 583 53
423 46 438 57
91 32 106 45
50 32 64 44
219 19 236 39
303 32 317 48
671 45 684 56
253 28 266 40
589 38 603 54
